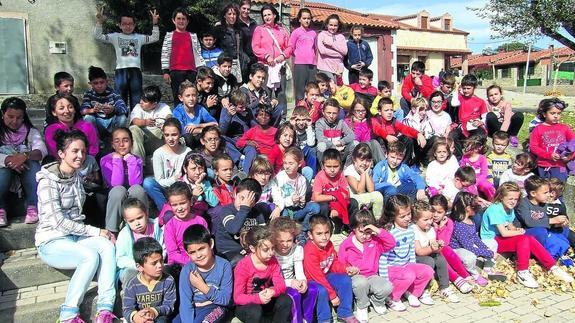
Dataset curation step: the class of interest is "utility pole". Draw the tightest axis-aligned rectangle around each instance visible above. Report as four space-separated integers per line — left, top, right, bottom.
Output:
523 42 532 94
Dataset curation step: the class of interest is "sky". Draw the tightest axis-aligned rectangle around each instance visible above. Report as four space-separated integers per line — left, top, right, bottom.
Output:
317 0 563 53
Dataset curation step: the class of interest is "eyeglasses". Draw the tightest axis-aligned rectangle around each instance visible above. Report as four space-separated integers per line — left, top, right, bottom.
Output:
430 100 443 105
354 109 367 113
204 137 220 143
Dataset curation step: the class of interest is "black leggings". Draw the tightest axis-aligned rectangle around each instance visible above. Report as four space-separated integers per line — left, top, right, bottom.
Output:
235 293 292 323
486 112 524 137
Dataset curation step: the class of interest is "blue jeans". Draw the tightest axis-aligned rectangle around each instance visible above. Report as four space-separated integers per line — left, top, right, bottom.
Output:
302 145 317 176
241 145 258 173
313 273 354 321
115 67 142 109
377 180 418 201
223 136 242 165
525 226 570 259
84 114 128 135
143 176 167 210
0 160 40 208
284 202 320 233
538 166 568 182
37 235 116 321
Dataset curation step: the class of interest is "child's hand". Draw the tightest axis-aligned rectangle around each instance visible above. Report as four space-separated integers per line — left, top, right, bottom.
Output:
146 118 156 127
386 135 398 143
417 133 427 148
150 9 160 25
551 152 561 161
163 73 171 84
207 95 218 107
271 99 279 107
363 224 381 235
95 7 105 25
416 189 427 201
270 207 282 220
550 215 568 226
192 184 204 197
331 296 341 307
413 76 422 86
189 270 207 289
102 103 115 115
241 191 256 207
472 119 483 127
329 209 339 218
185 124 195 134
430 241 440 251
346 266 360 276
133 309 154 323
259 289 273 304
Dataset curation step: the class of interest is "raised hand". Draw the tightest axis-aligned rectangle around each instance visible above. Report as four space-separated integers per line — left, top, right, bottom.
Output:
95 7 105 24
150 9 160 25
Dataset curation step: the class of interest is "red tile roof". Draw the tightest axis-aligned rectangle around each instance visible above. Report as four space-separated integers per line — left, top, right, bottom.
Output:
450 47 575 68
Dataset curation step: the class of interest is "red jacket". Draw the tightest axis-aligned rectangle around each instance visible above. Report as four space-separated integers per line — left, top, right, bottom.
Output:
350 83 378 97
458 94 487 136
401 74 434 101
303 240 347 300
371 116 419 139
213 180 235 206
236 125 278 155
296 99 322 123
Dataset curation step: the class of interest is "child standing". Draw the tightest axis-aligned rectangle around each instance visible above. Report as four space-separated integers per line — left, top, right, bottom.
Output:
485 85 524 146
234 226 292 322
451 74 487 157
425 139 459 197
344 144 384 218
338 209 394 321
498 153 536 196
316 14 347 82
486 131 513 188
315 98 355 161
378 195 435 311
345 97 386 163
345 26 373 84
289 8 318 102
199 30 223 68
459 135 496 201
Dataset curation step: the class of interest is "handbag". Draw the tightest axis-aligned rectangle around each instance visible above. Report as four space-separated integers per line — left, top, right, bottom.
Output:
231 33 243 83
264 27 292 80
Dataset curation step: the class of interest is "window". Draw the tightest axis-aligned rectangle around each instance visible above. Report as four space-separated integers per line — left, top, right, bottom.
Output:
518 65 535 77
444 19 451 31
421 16 428 29
501 68 511 78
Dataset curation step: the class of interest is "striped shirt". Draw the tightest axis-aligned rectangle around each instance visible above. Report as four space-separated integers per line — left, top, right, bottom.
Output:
379 224 416 279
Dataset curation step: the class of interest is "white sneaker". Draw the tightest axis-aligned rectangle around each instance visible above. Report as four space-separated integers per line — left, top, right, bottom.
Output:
405 292 421 307
440 287 460 303
370 300 387 315
517 270 539 288
386 299 406 312
419 291 435 305
550 265 575 283
356 307 369 323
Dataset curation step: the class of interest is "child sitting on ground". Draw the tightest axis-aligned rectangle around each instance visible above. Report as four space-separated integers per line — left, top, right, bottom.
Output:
240 63 282 127
427 91 453 138
220 90 255 167
498 152 536 196
349 68 377 104
402 97 434 166
44 72 79 127
369 80 392 117
345 97 386 163
485 85 524 147
212 153 238 206
315 98 355 161
486 131 513 188
546 178 575 251
295 81 322 122
425 138 459 197
236 105 278 173
400 61 434 116
459 135 496 201
290 106 317 175
344 143 384 218
213 55 239 104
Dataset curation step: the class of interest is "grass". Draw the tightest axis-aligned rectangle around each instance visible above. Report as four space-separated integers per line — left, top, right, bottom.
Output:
517 111 575 144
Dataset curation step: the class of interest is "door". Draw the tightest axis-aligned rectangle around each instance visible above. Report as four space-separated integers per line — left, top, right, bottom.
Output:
0 17 29 94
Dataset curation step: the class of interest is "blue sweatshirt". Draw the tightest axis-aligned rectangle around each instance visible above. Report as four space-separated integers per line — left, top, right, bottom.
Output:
345 39 373 68
122 274 176 322
372 160 426 192
172 103 217 133
214 204 266 259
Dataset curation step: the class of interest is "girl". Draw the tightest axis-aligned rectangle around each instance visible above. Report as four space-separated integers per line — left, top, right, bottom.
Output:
378 195 434 311
248 155 275 218
338 209 395 321
345 97 386 163
479 183 573 288
270 217 319 323
45 93 99 159
143 118 192 210
198 125 226 178
100 127 147 234
35 130 116 323
289 8 317 102
344 143 384 219
316 14 347 82
0 97 47 226
425 139 459 197
234 226 292 323
498 152 536 196
529 98 574 182
180 152 219 208
426 91 452 138
459 135 496 201
268 122 313 181
485 85 524 147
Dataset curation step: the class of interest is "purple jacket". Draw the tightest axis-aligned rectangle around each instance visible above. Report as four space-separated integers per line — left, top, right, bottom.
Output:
100 153 143 187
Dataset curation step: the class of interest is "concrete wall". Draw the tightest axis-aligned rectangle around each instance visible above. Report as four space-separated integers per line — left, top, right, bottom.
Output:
1 0 115 94
395 29 468 52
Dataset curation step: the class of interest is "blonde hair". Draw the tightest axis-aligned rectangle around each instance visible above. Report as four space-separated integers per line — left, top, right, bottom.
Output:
412 97 428 110
248 155 273 177
493 182 521 203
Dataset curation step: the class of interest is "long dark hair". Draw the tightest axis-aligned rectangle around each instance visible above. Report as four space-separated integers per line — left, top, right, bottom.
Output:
0 97 35 145
49 93 81 124
220 3 240 27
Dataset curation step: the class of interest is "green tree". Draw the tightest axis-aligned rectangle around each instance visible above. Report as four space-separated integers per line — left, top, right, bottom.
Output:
496 41 527 52
471 0 575 50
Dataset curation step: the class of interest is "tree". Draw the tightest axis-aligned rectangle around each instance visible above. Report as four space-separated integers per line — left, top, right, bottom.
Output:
497 41 527 52
471 0 575 51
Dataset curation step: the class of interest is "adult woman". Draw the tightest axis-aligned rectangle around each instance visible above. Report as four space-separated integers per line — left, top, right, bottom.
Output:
251 4 292 118
214 3 250 83
35 130 116 323
316 14 348 82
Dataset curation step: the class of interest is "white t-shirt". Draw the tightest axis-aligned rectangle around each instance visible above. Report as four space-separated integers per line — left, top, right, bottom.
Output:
414 225 436 248
275 244 305 286
129 102 172 130
343 164 361 180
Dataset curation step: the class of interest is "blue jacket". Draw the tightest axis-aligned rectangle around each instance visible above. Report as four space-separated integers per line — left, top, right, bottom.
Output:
345 39 373 68
372 160 426 192
116 218 164 272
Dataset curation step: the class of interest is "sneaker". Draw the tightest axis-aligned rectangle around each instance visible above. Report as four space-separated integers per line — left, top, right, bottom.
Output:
0 208 7 227
440 287 460 303
419 291 435 305
510 136 519 147
517 270 539 288
550 265 575 283
559 256 575 268
94 310 117 323
25 206 38 224
405 292 421 307
337 316 360 323
484 268 507 282
356 307 368 323
473 274 489 287
386 299 406 312
58 315 85 323
370 299 387 315
454 277 474 294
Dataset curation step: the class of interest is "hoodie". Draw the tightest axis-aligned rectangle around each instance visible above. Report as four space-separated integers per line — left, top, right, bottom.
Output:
35 162 100 246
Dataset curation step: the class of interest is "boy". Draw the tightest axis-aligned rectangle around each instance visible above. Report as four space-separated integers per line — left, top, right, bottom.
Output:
437 72 460 123
547 178 575 251
236 105 278 173
303 214 359 323
349 68 377 104
314 99 355 162
195 66 220 119
44 72 78 128
81 66 128 136
129 85 172 160
94 9 160 109
486 131 513 188
161 8 202 105
213 54 239 105
214 178 266 266
178 224 233 322
345 25 373 84
315 72 331 101
199 30 223 68
370 80 393 116
291 106 317 175
220 90 255 167
295 81 322 122
122 237 176 323
441 166 488 209
312 149 358 232
240 63 282 127
212 153 237 206
372 141 427 201
400 61 434 116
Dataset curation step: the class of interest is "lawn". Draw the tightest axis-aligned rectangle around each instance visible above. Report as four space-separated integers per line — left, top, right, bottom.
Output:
517 111 575 144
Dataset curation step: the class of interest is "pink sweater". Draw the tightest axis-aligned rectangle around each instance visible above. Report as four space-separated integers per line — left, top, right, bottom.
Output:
316 31 347 74
289 26 317 65
164 215 208 265
337 229 395 277
530 123 575 168
45 120 99 157
345 117 372 142
435 217 454 245
251 24 292 62
233 255 286 305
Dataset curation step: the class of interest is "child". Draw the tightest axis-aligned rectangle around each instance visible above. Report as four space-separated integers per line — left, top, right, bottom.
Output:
122 237 176 323
220 90 255 166
240 63 282 127
270 217 320 323
94 9 160 109
378 195 435 311
234 226 292 322
344 144 384 218
349 68 377 103
427 91 453 138
402 97 434 166
345 26 373 84
268 123 297 174
547 178 575 252
290 106 317 175
436 73 460 123
369 80 392 117
329 78 356 112
412 201 462 303
315 72 332 100
178 224 233 322
338 209 394 320
480 182 574 288
180 152 219 208
400 61 434 116
116 198 164 285
440 166 485 207
143 118 192 210
315 98 355 161
200 30 223 68
236 105 278 172
316 14 347 82
486 131 513 188
459 135 496 201
498 153 536 196
164 182 209 266
44 72 79 128
198 126 227 174
372 141 427 201
212 153 237 206
0 97 47 226
451 74 487 157
485 85 524 146
425 138 459 197
295 82 322 123
214 178 265 266
271 147 321 241
213 55 239 103
345 97 386 163
289 7 318 102
195 66 221 119
129 85 172 160
161 7 202 105
303 214 358 322
100 127 147 234
248 155 274 208
529 98 575 182
81 66 128 135
312 149 357 232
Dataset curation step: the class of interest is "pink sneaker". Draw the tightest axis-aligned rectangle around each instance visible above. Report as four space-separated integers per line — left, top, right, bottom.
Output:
59 314 85 323
472 274 489 287
94 310 117 323
25 206 38 224
0 208 7 227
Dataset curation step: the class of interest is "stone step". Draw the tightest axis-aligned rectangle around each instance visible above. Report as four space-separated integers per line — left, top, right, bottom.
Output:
0 216 37 252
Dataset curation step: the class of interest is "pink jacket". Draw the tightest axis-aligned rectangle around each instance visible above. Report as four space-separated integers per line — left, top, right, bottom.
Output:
45 120 99 158
251 24 292 62
338 229 396 277
316 31 347 74
289 26 317 65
